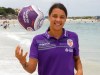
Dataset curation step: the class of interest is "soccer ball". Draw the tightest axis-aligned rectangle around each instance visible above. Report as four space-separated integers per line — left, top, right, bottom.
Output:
18 5 44 31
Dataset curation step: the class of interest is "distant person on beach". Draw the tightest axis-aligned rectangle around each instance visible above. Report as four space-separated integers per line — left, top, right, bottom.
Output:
2 20 9 29
3 21 7 29
15 3 83 75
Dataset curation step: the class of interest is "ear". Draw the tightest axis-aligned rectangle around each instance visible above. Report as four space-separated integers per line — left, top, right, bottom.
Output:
65 18 67 22
48 15 50 21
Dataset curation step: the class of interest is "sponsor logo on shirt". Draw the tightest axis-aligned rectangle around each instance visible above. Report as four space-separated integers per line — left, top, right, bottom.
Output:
38 42 56 50
65 48 73 52
39 42 50 46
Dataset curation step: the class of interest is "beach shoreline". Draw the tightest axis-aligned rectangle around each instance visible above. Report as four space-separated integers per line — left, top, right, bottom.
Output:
0 18 100 25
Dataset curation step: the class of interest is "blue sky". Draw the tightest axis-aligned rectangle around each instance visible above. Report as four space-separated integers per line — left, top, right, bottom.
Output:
0 0 100 16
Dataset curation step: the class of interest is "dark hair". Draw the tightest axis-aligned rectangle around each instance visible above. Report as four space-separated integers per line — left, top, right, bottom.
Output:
49 3 68 17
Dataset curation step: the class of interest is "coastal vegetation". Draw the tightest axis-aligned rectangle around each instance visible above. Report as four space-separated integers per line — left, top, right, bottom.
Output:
0 7 100 20
0 7 19 19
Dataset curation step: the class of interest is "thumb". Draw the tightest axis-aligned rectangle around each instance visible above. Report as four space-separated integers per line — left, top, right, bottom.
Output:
24 52 28 58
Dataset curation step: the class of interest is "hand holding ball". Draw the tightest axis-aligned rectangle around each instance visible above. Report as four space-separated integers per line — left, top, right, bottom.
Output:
18 5 44 31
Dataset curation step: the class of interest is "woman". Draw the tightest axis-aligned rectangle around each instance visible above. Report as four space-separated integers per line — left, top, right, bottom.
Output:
15 3 83 75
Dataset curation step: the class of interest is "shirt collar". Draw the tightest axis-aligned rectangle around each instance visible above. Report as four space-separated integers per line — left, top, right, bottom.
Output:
44 28 68 39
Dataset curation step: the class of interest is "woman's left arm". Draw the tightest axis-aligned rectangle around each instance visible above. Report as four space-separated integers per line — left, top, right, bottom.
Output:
74 56 83 75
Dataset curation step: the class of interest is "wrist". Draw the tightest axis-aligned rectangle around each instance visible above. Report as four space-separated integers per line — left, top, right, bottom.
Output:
20 61 27 68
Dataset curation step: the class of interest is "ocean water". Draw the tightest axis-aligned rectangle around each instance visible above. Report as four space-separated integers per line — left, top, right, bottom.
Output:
0 20 100 75
64 22 100 75
64 22 100 62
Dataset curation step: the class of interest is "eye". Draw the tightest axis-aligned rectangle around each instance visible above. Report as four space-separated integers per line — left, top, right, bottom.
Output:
60 16 66 19
52 14 57 18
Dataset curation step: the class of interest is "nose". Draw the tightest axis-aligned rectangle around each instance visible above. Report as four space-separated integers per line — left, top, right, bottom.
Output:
56 17 61 22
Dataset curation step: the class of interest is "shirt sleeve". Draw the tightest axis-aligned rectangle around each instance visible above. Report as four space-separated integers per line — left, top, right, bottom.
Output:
73 33 79 56
29 37 38 59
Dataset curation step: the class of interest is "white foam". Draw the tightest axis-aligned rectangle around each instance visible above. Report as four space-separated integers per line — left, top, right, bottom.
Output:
6 32 21 42
0 31 33 52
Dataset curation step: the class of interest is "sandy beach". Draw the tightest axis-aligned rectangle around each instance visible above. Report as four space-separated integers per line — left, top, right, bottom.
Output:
82 59 100 75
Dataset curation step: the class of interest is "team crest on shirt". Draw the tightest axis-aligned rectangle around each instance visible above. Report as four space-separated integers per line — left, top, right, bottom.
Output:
67 39 73 47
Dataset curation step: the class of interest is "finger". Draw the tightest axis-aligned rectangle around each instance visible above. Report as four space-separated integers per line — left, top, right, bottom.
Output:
15 45 20 56
15 45 20 53
21 49 23 56
24 52 28 58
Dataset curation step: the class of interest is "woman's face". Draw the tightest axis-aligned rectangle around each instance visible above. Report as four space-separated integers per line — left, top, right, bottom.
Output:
49 8 67 31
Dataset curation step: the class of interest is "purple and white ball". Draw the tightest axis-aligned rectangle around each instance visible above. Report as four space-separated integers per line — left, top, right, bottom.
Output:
18 5 44 31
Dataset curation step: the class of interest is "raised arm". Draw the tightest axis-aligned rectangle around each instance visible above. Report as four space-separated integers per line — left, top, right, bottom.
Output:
15 45 38 73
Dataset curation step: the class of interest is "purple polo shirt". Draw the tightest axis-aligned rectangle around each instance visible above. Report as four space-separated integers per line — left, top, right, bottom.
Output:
29 28 79 75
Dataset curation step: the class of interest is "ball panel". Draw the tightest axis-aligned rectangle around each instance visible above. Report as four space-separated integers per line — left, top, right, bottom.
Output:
34 10 44 30
18 5 44 31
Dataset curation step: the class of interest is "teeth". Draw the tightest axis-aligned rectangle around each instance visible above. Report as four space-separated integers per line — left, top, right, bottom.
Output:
54 22 61 26
56 24 60 26
55 23 60 26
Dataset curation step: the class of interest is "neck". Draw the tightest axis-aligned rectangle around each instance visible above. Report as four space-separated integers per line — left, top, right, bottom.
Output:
48 28 63 39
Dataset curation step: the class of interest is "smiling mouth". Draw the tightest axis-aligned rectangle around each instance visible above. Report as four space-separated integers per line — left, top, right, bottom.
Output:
54 22 61 26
